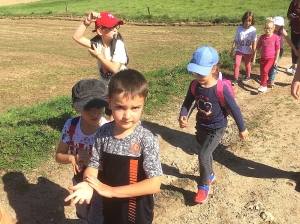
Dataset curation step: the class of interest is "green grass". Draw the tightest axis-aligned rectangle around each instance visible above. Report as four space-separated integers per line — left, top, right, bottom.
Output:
0 96 76 170
0 0 291 24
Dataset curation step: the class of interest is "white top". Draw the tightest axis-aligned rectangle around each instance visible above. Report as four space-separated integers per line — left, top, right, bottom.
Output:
234 25 257 54
60 116 108 155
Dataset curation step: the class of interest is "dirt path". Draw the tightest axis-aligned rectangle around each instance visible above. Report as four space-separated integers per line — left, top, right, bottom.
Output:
0 0 39 6
1 56 300 223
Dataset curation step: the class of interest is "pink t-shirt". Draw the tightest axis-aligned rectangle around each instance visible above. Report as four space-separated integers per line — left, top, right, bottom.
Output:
256 34 280 59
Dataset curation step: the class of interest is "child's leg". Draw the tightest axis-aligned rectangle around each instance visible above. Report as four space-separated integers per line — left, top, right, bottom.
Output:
244 54 252 77
86 192 104 224
260 58 274 87
234 52 243 79
268 48 283 83
196 126 226 186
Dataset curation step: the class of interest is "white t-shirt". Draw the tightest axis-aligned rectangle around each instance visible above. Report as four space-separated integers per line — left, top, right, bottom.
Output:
60 116 108 155
95 40 127 91
234 25 257 54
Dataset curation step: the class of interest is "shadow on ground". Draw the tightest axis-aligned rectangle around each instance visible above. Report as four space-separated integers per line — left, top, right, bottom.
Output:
142 120 300 205
2 172 81 224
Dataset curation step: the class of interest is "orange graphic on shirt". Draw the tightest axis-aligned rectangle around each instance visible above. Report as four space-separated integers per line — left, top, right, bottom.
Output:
131 142 140 154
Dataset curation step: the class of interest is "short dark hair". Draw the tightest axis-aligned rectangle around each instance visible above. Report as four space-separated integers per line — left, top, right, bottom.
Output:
242 11 255 25
108 69 148 100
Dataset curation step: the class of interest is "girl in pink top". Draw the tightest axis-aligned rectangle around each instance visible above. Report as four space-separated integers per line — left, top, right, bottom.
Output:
253 19 280 93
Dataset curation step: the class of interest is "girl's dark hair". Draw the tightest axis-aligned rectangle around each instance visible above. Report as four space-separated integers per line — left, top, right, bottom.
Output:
276 26 284 36
108 69 148 99
212 63 221 80
242 11 255 25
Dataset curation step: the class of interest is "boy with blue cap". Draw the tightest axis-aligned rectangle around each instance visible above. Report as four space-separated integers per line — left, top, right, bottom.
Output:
178 46 248 204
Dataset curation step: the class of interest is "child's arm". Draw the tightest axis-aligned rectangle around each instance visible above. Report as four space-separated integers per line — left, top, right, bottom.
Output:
73 12 100 48
252 49 257 66
56 141 78 174
89 44 123 74
230 40 237 58
223 86 249 139
274 49 280 67
86 175 162 198
64 166 99 206
178 116 188 128
252 40 257 59
283 33 300 56
292 61 300 99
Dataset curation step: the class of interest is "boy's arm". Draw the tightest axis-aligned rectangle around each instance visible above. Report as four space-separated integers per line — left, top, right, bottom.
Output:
89 40 126 73
73 22 92 48
284 34 300 56
86 175 162 198
73 12 100 48
55 141 78 173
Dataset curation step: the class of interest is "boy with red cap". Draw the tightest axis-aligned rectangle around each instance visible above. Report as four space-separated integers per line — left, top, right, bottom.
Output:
73 11 128 119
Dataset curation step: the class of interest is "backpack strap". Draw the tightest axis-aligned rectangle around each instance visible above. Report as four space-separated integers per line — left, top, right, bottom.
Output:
216 81 226 109
69 116 80 141
110 32 129 65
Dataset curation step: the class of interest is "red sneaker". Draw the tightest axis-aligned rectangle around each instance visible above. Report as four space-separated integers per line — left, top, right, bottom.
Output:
194 185 210 203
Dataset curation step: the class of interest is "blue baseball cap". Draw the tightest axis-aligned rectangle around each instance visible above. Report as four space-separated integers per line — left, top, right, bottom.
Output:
187 46 219 76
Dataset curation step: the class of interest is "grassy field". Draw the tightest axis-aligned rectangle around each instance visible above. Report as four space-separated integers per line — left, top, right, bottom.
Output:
0 0 291 24
0 0 295 171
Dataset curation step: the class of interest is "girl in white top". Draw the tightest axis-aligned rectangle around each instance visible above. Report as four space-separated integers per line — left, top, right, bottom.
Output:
268 16 299 86
230 11 257 85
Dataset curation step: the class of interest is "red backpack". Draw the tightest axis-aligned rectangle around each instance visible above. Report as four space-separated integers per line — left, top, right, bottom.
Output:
190 72 235 117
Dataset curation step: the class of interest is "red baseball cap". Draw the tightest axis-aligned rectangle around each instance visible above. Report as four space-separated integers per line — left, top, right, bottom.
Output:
93 12 124 32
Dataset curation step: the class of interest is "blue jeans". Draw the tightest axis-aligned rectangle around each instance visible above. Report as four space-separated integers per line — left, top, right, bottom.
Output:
195 125 226 186
268 48 283 82
86 192 104 224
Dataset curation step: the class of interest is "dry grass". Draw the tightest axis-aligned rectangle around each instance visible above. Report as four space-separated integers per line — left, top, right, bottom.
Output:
0 18 238 113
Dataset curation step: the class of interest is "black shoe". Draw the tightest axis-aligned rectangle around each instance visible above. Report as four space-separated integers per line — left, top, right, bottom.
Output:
231 79 238 86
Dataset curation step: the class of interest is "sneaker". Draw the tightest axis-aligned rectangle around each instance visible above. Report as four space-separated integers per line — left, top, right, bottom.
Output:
231 79 238 86
242 76 250 83
258 86 267 93
268 80 274 87
286 66 296 74
194 185 210 203
208 173 215 186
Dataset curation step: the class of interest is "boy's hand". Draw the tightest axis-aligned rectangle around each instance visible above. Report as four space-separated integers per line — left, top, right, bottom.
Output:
178 116 188 128
70 155 80 175
87 12 101 22
64 181 93 206
291 80 300 99
239 129 249 139
85 175 114 198
88 44 100 58
77 150 90 166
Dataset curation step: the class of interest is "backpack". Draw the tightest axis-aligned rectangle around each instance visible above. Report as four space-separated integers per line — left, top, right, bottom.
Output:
190 72 235 117
68 116 80 141
91 32 129 66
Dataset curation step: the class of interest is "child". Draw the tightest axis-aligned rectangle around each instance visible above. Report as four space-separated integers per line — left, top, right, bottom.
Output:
286 0 300 74
252 19 280 93
56 79 108 222
179 46 248 204
268 16 300 86
64 69 163 224
73 11 128 119
230 11 257 85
